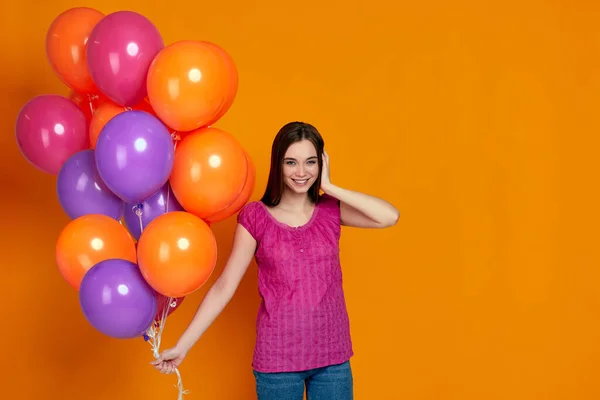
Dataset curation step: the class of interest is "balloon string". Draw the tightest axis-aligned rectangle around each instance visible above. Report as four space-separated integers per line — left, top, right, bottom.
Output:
166 185 171 214
87 94 99 115
137 201 187 397
171 132 180 152
145 298 188 399
165 133 179 215
134 204 144 235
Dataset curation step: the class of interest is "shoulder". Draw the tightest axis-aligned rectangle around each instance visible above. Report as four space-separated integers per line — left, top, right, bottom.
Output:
237 201 264 223
316 194 341 238
237 201 265 239
240 200 263 214
318 193 341 209
317 193 341 222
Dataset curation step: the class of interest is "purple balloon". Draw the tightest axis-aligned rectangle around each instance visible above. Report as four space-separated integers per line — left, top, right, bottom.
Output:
123 183 183 240
15 95 88 175
87 11 164 106
57 150 123 220
79 259 157 339
95 111 174 204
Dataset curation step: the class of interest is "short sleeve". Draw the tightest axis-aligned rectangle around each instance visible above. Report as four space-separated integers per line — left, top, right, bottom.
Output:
237 201 260 240
319 194 341 225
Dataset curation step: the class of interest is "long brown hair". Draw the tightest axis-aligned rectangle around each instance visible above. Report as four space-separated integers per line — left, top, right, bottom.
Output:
260 121 324 207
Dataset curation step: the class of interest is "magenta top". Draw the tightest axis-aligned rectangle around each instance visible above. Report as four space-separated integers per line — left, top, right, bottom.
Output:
237 194 354 373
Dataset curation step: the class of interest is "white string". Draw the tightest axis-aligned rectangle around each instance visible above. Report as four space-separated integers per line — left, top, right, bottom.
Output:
134 205 143 235
164 134 179 217
87 93 99 115
166 186 171 214
145 299 189 399
136 203 189 398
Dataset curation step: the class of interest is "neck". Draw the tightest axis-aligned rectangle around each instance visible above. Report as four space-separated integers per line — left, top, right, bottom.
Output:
279 189 312 209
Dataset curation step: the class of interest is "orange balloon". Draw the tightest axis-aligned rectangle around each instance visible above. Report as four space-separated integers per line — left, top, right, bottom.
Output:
137 211 217 297
206 151 256 223
147 40 233 132
89 100 157 148
202 42 238 127
46 7 105 93
56 215 137 290
170 127 248 219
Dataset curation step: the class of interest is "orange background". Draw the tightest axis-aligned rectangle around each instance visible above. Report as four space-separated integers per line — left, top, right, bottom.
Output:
2 0 600 399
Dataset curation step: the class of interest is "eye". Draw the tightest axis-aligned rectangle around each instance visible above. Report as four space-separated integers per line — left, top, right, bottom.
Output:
285 161 296 165
307 160 316 164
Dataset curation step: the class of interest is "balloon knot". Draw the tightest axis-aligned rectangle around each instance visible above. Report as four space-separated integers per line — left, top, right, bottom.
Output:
133 203 143 217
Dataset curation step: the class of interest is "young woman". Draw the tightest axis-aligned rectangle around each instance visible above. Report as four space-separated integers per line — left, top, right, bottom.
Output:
151 122 400 399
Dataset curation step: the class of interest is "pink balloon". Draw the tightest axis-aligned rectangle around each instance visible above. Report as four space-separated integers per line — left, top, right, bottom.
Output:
87 11 164 107
15 95 88 175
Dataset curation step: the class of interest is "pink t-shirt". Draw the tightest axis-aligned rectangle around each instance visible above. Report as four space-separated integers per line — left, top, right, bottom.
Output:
237 194 354 373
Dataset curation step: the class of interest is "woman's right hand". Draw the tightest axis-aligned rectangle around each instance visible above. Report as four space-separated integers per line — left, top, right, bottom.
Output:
150 346 188 374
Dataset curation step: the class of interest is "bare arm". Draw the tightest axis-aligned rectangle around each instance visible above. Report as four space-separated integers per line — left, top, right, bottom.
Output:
324 184 400 229
174 223 256 354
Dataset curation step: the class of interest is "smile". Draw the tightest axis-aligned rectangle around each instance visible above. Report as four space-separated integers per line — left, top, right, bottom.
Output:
292 179 309 185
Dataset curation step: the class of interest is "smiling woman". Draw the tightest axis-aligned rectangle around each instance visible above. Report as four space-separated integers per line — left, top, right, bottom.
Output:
151 121 400 400
283 146 318 190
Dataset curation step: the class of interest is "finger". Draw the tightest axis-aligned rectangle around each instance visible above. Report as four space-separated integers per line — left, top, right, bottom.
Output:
159 362 168 372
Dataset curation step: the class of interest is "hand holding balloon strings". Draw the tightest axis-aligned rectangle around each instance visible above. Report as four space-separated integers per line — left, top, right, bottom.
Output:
145 298 189 399
112 170 188 400
134 141 187 398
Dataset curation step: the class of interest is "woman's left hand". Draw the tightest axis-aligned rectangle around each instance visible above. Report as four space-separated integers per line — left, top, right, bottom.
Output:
320 150 332 192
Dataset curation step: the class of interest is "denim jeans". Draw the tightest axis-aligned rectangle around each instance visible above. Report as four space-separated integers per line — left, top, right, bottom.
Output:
253 361 353 400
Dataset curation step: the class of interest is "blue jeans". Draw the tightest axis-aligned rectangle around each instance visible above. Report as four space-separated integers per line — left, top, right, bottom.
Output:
253 361 353 400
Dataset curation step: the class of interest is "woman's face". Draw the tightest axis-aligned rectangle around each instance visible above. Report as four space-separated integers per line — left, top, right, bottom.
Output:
282 139 319 194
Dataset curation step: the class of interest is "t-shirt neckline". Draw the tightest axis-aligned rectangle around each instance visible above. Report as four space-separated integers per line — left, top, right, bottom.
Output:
258 200 321 231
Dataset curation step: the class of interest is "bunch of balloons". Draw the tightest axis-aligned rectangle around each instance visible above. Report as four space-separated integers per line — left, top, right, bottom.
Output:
14 6 255 396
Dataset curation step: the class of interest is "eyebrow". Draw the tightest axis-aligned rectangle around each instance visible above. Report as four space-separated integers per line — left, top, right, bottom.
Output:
284 156 318 161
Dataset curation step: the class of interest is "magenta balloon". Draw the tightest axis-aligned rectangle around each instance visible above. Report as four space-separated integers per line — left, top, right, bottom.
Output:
79 259 157 339
15 95 88 175
87 11 164 106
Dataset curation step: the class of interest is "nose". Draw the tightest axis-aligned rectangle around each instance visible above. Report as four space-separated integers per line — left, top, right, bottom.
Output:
296 164 306 177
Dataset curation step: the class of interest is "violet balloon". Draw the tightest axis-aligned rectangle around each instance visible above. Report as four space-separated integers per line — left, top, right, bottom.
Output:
95 111 174 204
87 11 164 106
15 95 88 175
123 183 183 240
79 259 157 339
57 150 123 220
